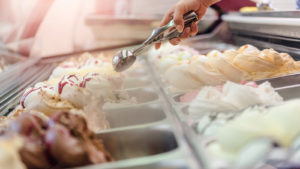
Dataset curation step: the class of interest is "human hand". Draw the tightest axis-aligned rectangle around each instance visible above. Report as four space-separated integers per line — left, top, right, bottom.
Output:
155 0 219 49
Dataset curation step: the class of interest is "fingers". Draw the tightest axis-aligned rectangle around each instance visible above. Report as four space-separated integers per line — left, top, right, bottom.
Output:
190 22 198 36
173 4 185 32
179 27 191 39
169 38 181 45
155 42 161 50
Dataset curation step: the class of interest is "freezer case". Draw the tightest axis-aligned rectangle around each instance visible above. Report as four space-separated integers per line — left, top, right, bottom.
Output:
1 11 300 169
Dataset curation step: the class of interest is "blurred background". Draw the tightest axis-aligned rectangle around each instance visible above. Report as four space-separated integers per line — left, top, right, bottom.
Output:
0 0 298 58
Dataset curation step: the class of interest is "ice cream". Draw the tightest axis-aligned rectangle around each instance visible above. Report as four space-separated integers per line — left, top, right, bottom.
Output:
153 44 300 91
164 60 204 90
206 50 245 82
5 111 113 169
196 112 236 137
210 99 300 158
21 74 111 131
0 135 26 169
49 52 123 82
49 61 79 80
232 45 300 80
184 81 282 115
188 55 228 86
148 43 199 66
20 85 74 116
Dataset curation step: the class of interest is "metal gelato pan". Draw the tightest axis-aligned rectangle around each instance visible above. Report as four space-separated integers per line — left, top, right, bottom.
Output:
75 126 190 169
103 87 160 110
105 103 166 130
123 77 153 89
256 73 300 89
276 85 300 101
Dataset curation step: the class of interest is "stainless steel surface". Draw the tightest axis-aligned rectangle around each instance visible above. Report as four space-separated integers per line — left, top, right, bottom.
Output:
223 12 300 38
124 87 159 104
256 73 300 88
103 87 160 110
276 85 300 101
105 103 166 129
98 126 178 161
75 159 189 169
112 12 198 72
75 127 188 169
123 77 153 89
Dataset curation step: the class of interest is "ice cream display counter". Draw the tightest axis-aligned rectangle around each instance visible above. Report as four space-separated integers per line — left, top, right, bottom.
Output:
0 11 300 169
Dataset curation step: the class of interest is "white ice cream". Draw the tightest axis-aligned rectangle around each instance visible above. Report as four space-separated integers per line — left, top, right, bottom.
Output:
188 81 282 115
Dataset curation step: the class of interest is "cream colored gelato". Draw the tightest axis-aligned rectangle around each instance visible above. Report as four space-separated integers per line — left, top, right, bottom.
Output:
206 50 245 82
188 55 228 86
164 60 204 91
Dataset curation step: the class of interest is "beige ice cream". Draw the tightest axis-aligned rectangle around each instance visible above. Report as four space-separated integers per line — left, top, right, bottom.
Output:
157 44 299 91
206 50 245 82
188 55 228 86
164 60 204 91
232 45 300 80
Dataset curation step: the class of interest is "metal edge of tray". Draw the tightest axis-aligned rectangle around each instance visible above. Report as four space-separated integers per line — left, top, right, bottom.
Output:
145 58 209 169
222 14 300 27
237 11 300 18
100 102 169 133
255 73 300 89
275 85 300 101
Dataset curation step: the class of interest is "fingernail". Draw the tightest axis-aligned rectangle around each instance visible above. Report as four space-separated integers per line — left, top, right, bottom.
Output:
176 25 183 32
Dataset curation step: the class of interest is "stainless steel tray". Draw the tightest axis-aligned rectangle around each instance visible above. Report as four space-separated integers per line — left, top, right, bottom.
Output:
123 77 153 89
103 87 160 110
222 12 300 39
105 103 166 131
75 126 190 169
256 73 300 89
276 85 300 101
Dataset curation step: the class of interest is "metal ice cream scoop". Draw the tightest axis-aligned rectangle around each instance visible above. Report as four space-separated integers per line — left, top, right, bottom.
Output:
112 11 198 72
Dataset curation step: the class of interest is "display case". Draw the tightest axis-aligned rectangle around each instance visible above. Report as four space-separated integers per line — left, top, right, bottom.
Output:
0 11 300 169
